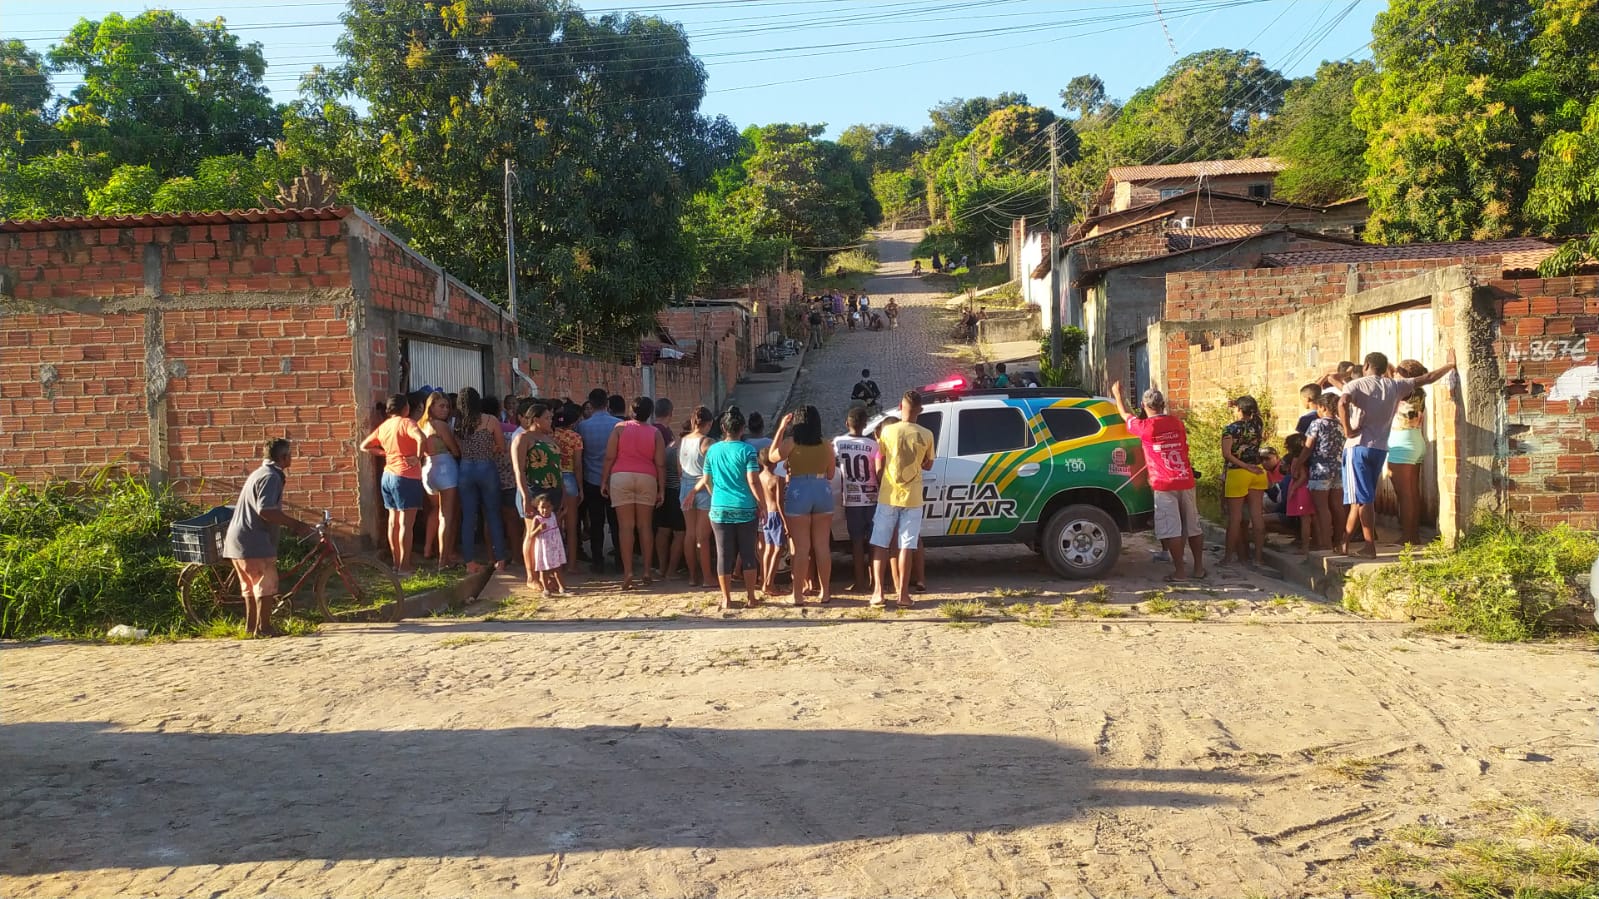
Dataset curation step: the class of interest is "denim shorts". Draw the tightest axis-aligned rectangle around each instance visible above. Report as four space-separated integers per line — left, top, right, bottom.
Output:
679 478 711 511
871 504 923 550
422 453 459 495
784 475 835 516
562 472 581 499
381 472 424 511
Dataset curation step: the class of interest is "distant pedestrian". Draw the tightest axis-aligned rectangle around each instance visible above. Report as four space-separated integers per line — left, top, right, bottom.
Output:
851 368 881 408
1110 383 1203 580
993 362 1010 388
222 439 311 637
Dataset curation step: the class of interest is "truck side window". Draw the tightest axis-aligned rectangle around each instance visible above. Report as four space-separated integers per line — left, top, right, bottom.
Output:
1040 407 1101 441
957 407 1032 456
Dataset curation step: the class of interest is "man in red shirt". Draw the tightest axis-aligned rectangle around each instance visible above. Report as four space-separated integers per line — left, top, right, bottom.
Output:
1111 382 1205 580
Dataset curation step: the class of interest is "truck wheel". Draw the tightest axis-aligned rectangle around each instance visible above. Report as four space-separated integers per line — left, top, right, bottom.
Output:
1042 504 1120 579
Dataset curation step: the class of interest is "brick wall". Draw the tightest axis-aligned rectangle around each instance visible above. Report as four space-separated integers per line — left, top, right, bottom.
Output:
1491 275 1599 529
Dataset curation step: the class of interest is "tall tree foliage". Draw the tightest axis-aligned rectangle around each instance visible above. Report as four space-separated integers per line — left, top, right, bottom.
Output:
283 0 735 343
1270 60 1374 204
0 41 53 157
47 11 280 177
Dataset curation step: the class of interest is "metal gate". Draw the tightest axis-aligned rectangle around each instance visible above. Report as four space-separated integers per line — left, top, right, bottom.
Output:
1356 304 1438 528
405 338 484 395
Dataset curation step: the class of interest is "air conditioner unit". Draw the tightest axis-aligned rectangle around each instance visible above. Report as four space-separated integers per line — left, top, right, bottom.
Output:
1174 216 1195 229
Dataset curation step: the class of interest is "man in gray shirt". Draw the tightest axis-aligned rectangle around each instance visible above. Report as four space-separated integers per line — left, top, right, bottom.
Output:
1338 350 1455 557
222 439 310 636
575 391 623 572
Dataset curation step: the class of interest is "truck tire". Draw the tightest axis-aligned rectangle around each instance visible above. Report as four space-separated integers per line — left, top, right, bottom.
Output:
1042 504 1121 579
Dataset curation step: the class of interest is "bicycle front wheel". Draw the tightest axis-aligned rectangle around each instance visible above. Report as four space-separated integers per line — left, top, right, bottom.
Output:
314 558 405 621
178 562 244 626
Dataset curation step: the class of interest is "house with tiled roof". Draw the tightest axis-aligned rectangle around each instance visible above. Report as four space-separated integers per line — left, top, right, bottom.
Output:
1092 157 1289 216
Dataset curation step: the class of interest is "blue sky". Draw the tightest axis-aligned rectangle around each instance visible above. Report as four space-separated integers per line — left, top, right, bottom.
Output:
14 0 1386 137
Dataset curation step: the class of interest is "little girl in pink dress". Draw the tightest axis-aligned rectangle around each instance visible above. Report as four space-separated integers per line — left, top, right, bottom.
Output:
527 494 568 595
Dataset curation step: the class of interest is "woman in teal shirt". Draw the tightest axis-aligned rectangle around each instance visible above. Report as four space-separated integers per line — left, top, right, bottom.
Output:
688 407 764 611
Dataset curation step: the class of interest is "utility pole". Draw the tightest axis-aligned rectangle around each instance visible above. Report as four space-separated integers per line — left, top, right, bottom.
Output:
1047 122 1064 371
504 159 519 342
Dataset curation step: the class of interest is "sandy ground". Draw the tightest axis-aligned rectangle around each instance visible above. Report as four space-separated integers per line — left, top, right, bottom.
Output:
4 533 1595 898
4 233 1595 896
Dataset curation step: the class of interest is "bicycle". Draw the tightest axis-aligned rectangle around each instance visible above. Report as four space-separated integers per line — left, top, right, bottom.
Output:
175 510 405 626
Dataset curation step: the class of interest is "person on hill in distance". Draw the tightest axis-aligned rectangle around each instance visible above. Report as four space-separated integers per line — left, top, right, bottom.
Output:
361 393 425 574
1338 350 1456 557
222 438 312 637
1111 382 1203 580
871 391 936 609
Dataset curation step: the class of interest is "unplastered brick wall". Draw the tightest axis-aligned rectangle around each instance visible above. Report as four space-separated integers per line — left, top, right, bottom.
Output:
1074 218 1172 271
0 310 147 480
1 211 368 537
1492 275 1599 529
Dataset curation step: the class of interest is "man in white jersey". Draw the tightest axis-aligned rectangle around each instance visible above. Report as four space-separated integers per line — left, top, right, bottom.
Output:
833 404 880 592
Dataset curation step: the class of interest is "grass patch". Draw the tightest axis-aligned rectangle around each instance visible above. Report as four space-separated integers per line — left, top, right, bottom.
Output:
402 567 461 594
991 586 1044 599
1142 590 1178 614
819 247 879 291
1083 603 1130 619
1005 602 1056 627
1221 599 1241 611
1321 755 1387 781
850 605 884 620
1346 518 1598 642
1 469 193 639
1395 823 1454 848
197 615 320 639
979 280 1024 307
1513 808 1575 839
1082 583 1112 603
1268 595 1296 608
1175 602 1210 621
938 600 987 622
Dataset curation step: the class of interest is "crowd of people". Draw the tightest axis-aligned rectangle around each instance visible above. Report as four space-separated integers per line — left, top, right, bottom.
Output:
806 290 896 345
1109 350 1456 581
352 380 948 614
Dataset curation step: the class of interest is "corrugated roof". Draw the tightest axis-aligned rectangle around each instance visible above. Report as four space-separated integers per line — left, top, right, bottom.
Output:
0 207 351 233
1260 237 1559 268
1105 157 1285 183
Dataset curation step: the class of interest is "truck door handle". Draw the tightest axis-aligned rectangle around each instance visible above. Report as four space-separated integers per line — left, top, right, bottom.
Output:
1017 463 1041 477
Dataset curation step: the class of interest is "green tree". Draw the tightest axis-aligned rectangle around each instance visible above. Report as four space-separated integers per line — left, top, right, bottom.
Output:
86 164 161 214
837 123 923 173
150 152 282 212
872 169 926 228
1059 74 1108 119
1527 0 1599 270
0 40 54 156
283 0 733 344
1353 0 1544 241
0 152 107 218
925 92 1031 142
47 11 280 177
1270 60 1374 204
729 123 873 264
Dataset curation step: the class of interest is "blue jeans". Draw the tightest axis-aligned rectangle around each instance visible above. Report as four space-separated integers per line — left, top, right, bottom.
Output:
458 458 508 564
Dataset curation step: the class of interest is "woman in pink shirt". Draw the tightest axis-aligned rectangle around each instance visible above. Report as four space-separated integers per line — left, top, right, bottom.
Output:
601 396 667 589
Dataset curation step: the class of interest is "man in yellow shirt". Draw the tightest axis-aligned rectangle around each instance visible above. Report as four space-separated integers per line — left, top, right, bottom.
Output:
871 390 936 609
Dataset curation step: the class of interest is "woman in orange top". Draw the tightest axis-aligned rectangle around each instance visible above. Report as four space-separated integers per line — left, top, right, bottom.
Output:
361 393 426 573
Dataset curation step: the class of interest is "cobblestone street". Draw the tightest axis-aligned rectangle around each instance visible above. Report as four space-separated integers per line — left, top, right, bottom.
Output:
787 228 968 430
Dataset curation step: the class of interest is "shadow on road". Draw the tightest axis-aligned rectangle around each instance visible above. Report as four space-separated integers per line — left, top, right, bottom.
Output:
3 722 1251 873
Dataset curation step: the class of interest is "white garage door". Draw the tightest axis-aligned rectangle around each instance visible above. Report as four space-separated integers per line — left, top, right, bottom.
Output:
407 338 484 394
1356 304 1438 527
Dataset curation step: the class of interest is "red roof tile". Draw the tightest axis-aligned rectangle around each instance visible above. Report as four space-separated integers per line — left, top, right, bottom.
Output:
1167 224 1263 250
0 207 351 233
1260 237 1559 268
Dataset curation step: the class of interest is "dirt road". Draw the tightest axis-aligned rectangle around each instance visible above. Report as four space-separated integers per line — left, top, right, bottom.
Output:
4 583 1593 897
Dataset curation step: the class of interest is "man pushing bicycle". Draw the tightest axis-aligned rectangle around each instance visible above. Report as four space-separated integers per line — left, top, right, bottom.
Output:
222 438 313 637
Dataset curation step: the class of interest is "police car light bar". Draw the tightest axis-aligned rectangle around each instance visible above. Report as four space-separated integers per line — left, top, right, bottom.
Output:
923 376 967 393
